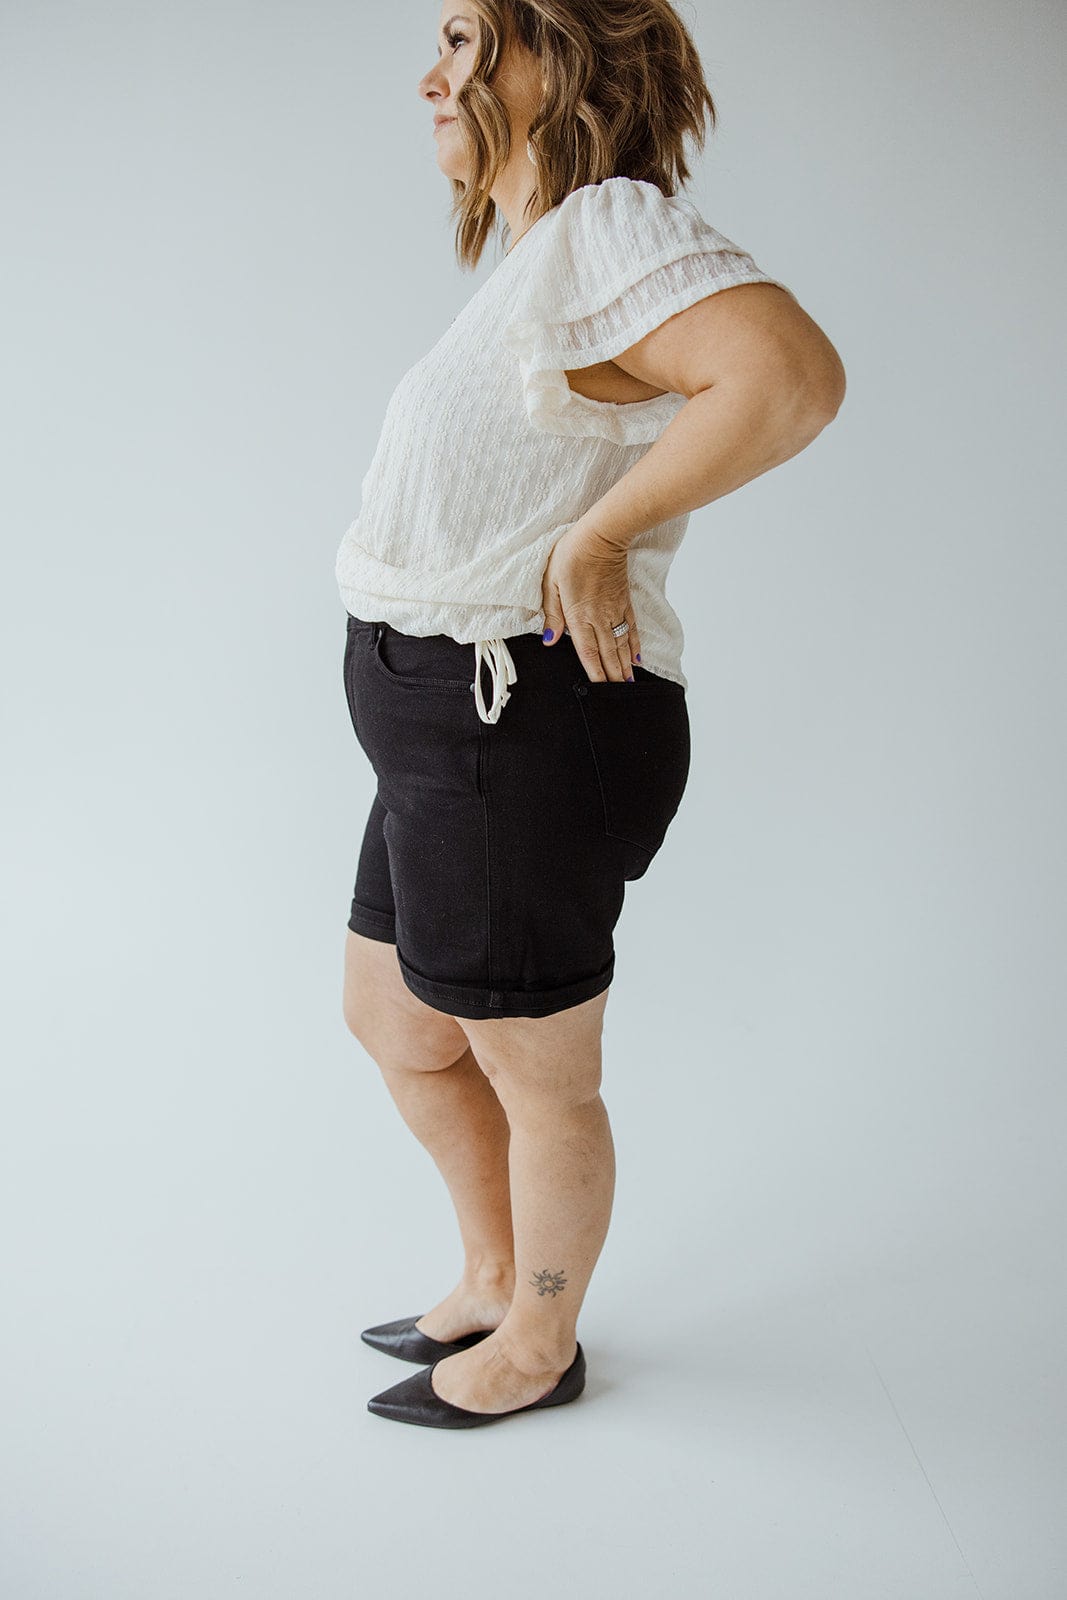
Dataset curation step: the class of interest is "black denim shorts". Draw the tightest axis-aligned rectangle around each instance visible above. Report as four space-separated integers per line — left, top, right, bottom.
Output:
342 613 691 1020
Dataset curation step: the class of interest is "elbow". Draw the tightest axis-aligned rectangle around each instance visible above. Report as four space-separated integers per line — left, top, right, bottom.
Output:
769 325 846 438
802 340 847 426
778 355 845 453
763 349 845 465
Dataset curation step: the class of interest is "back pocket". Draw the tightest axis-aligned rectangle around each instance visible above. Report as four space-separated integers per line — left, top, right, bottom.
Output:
572 670 691 879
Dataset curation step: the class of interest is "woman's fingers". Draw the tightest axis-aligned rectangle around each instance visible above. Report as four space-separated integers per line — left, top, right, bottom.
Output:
538 525 643 679
541 586 566 646
595 621 631 682
543 524 643 675
567 618 608 681
601 602 640 682
613 604 640 680
578 603 639 682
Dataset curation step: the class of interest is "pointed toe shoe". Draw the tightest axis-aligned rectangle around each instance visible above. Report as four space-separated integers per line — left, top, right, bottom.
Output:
360 1313 496 1365
366 1341 586 1428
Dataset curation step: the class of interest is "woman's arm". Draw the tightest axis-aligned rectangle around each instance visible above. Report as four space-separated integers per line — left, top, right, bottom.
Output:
540 282 846 678
583 281 846 545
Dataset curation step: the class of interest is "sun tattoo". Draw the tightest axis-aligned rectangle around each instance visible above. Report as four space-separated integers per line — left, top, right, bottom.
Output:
529 1268 568 1297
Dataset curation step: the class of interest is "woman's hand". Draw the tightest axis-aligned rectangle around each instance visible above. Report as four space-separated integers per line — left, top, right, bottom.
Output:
540 522 641 682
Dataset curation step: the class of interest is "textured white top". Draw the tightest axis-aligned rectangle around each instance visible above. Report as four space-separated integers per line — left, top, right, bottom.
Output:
334 176 792 720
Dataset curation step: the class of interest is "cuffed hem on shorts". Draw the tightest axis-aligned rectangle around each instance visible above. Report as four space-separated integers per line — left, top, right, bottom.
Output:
395 947 616 1021
347 902 397 943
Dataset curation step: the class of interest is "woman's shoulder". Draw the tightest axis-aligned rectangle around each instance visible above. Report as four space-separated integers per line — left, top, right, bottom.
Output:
552 174 697 223
535 176 749 277
517 176 751 321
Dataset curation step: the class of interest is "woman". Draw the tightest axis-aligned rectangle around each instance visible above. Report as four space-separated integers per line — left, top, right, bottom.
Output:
337 0 845 1429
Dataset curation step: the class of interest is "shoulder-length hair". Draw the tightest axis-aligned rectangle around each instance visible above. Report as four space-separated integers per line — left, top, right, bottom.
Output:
447 0 717 270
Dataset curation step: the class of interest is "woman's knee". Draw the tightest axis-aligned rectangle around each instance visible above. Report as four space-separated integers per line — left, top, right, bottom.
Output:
342 930 470 1071
457 991 608 1108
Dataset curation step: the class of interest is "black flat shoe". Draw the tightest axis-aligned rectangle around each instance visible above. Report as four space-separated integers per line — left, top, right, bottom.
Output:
360 1313 496 1365
367 1341 585 1428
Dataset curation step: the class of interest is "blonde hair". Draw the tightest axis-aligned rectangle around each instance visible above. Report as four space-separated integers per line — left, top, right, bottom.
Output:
447 0 717 269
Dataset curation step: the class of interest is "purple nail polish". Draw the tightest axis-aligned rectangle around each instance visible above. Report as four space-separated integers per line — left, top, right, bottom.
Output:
626 675 634 682
542 627 554 642
635 653 641 661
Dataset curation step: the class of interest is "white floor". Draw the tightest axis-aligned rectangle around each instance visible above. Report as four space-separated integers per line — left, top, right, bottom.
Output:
2 990 1062 1600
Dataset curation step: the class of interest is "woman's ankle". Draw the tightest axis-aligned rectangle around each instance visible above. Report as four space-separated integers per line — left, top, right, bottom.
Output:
461 1262 516 1302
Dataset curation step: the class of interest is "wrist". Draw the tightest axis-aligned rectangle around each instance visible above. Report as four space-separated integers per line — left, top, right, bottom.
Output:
569 515 630 556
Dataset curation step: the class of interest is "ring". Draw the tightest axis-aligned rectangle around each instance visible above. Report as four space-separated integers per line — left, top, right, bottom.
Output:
562 620 630 638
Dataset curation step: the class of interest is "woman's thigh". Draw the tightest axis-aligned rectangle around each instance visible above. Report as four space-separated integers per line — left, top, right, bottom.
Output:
342 929 470 1072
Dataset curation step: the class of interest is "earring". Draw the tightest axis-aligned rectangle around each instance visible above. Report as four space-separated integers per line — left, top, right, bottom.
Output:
526 139 536 164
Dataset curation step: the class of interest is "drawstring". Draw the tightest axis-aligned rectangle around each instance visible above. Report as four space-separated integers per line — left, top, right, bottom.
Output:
471 637 518 724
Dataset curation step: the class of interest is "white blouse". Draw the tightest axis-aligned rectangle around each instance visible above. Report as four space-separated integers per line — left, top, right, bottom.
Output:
334 176 793 722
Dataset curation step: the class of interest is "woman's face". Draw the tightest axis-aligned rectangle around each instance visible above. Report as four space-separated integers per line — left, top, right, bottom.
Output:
419 5 541 183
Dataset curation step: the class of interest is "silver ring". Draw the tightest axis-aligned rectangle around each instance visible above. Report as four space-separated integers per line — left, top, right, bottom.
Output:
561 621 630 638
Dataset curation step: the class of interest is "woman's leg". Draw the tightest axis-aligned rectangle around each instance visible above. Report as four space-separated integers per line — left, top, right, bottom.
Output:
343 930 516 1334
426 987 616 1412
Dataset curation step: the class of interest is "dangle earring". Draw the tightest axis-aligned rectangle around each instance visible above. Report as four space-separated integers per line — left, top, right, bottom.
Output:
526 138 536 163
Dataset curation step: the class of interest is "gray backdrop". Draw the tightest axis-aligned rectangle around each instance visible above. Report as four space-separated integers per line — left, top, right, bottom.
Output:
2 1 1064 1596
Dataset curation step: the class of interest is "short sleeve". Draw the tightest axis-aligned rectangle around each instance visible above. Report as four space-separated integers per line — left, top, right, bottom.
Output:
500 176 795 445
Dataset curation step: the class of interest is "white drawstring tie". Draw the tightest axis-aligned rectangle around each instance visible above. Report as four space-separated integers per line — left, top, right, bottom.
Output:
471 637 518 724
